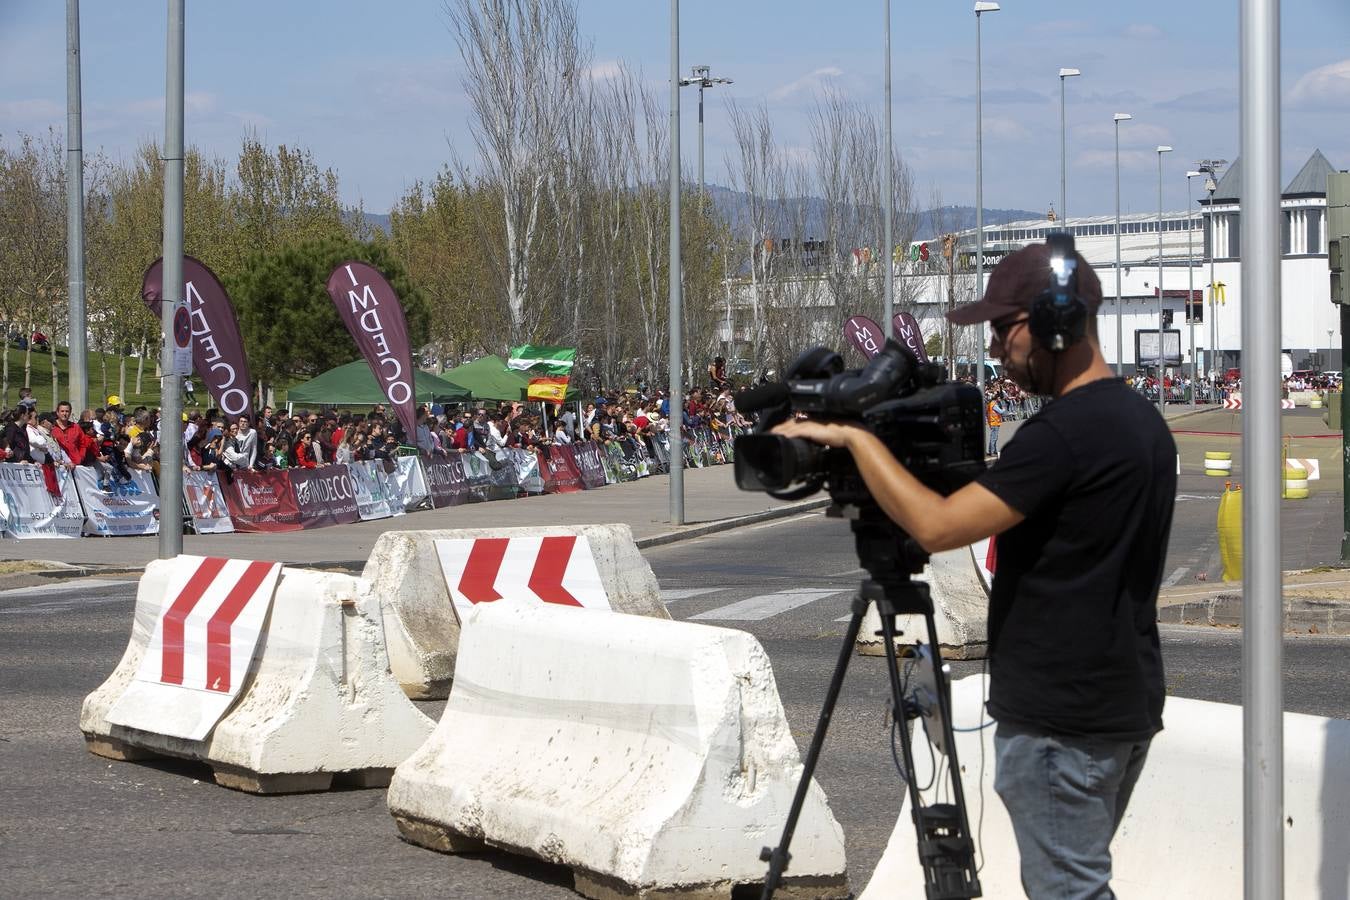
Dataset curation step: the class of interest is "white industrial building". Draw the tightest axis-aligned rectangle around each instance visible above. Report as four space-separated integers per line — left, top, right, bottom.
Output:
905 149 1341 377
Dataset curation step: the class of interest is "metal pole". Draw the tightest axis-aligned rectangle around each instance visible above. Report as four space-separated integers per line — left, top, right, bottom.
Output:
1240 0 1284 893
1157 146 1169 417
974 5 989 395
65 0 87 414
697 82 705 199
1115 118 1124 376
882 0 893 339
667 0 684 526
1060 77 1066 224
1210 187 1219 377
1187 175 1197 406
158 0 185 559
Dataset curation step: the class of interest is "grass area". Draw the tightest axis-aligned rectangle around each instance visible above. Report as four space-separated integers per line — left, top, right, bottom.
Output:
0 561 51 575
0 344 164 411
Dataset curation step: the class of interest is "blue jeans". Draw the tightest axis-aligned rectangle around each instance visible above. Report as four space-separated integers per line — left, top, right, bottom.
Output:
987 424 1000 456
993 722 1150 899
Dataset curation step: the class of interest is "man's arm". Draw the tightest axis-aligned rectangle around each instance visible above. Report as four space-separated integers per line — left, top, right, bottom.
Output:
772 419 1023 553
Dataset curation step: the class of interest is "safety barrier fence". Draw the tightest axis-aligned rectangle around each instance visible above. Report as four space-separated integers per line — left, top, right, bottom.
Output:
0 429 740 540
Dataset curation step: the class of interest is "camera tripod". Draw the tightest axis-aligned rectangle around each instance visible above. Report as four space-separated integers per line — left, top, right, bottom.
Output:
760 515 981 900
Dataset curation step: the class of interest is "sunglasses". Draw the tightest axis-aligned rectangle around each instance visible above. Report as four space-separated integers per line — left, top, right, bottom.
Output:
991 315 1030 344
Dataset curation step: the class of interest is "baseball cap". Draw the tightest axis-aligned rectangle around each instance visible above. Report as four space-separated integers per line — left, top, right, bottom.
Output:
946 242 1102 326
106 394 122 407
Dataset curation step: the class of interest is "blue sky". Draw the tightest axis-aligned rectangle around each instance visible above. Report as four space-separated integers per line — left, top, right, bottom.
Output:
3 0 1347 219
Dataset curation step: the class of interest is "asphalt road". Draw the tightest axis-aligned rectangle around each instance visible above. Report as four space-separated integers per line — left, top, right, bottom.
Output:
3 510 1348 898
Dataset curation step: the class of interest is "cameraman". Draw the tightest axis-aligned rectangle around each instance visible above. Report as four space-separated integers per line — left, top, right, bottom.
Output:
775 242 1175 899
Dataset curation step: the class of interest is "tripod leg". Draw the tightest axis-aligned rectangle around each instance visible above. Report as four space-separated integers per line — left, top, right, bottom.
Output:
759 595 867 900
876 611 925 824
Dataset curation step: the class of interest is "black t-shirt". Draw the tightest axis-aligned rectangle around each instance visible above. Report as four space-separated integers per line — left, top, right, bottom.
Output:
976 377 1175 740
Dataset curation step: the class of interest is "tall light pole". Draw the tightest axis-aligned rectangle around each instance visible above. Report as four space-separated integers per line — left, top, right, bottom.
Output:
1199 159 1227 378
1113 113 1131 376
974 1 999 394
678 66 732 363
678 66 732 200
66 0 87 414
1239 0 1284 890
883 0 894 338
1186 170 1204 405
667 0 684 525
1058 67 1080 225
159 0 186 558
1156 144 1172 418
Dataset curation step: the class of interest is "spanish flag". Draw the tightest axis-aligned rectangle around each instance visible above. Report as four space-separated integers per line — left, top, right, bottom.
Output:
527 375 570 403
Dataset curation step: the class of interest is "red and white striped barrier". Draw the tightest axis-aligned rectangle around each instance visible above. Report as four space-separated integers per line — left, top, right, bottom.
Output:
363 525 670 699
435 534 610 613
1222 398 1296 410
862 675 1350 898
1287 457 1321 480
387 599 848 897
82 555 433 792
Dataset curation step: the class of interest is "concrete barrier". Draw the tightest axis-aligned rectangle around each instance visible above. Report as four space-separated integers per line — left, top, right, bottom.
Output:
364 524 670 700
388 599 849 899
862 675 1350 898
856 545 988 660
81 556 435 793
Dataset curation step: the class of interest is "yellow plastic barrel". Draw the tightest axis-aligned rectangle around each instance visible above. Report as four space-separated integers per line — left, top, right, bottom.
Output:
1204 451 1233 477
1218 483 1243 582
1283 465 1310 500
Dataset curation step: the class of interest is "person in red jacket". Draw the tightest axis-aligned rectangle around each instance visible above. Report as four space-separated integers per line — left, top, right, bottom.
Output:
50 401 95 466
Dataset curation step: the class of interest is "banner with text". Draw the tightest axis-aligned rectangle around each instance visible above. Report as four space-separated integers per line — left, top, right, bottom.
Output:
183 469 234 534
73 469 160 536
289 465 361 529
143 256 254 419
326 261 418 441
539 445 584 494
349 459 397 521
0 464 83 539
572 442 608 490
425 458 471 508
386 456 429 511
225 469 303 533
507 448 544 494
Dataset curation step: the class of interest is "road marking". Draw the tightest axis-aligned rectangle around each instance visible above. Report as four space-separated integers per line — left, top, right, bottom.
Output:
690 588 841 621
1176 494 1222 501
1161 567 1188 589
660 587 721 603
745 512 822 531
0 577 135 598
823 567 866 578
0 594 136 615
1162 577 1350 601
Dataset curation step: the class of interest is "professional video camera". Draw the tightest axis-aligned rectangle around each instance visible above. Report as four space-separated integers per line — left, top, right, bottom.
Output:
735 340 987 900
733 339 985 506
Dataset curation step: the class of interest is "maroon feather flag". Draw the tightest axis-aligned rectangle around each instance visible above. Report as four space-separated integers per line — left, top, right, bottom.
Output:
142 256 254 419
325 261 417 440
843 315 885 359
891 312 929 363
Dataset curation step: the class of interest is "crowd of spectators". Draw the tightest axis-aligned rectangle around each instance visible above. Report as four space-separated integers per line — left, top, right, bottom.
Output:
0 369 752 497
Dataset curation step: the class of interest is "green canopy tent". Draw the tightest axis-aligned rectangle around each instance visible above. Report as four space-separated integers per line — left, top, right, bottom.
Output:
442 354 582 402
284 359 471 406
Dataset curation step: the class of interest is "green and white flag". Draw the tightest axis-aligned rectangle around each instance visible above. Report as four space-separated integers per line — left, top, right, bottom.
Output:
506 345 577 375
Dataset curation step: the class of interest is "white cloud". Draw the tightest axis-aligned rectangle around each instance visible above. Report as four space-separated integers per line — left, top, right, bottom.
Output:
1289 59 1350 109
586 60 623 82
768 67 843 102
983 116 1031 142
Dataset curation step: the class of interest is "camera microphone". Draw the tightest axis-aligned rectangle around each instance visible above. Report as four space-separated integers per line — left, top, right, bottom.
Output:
735 382 790 414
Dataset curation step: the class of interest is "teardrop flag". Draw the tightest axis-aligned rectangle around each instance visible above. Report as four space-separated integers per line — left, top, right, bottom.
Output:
325 261 418 441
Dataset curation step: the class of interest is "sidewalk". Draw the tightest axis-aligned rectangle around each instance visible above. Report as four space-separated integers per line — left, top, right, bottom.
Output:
1 465 828 572
1159 568 1350 634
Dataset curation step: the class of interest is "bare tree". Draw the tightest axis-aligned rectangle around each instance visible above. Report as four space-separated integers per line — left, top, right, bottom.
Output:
447 0 589 345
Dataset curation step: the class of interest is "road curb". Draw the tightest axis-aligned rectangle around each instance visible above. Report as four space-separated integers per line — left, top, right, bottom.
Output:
635 498 832 550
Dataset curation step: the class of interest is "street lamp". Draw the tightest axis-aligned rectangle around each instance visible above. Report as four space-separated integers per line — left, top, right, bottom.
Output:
1058 67 1081 225
974 1 1000 395
883 0 894 338
1198 158 1228 377
667 0 684 525
1113 113 1131 376
1186 170 1205 405
1156 144 1172 417
678 66 732 200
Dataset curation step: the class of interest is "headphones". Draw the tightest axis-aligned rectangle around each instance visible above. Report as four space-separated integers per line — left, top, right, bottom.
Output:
1028 232 1087 352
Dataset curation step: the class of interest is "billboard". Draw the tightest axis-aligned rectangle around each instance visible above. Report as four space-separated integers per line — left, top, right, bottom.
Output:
1135 329 1183 367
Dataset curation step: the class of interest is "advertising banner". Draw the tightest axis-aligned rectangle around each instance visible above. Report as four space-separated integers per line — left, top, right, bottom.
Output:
507 448 544 494
142 256 254 419
73 468 160 536
349 459 395 521
844 314 885 359
325 261 418 441
224 469 302 533
289 465 360 529
425 458 471 508
539 445 583 494
572 443 607 490
0 463 83 539
384 456 427 511
892 311 929 363
183 469 234 534
459 452 494 503
106 556 282 741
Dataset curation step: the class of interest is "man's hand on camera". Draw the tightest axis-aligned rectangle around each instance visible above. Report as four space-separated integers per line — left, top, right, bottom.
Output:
770 418 864 449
